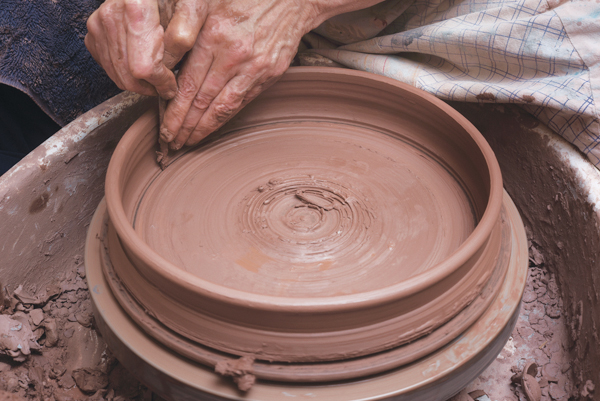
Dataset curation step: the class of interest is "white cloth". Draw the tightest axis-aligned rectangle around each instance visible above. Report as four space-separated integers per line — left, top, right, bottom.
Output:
313 0 600 166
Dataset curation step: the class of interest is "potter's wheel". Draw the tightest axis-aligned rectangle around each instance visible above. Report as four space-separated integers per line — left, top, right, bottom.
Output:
86 68 528 400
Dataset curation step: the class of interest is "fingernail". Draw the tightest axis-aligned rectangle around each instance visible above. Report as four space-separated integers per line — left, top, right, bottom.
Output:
169 141 182 151
160 127 174 142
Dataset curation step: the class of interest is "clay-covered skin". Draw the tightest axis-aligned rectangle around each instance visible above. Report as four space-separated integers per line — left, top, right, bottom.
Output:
135 122 475 297
105 68 504 363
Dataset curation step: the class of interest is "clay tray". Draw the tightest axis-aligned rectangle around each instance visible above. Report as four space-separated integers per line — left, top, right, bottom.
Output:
99 68 515 383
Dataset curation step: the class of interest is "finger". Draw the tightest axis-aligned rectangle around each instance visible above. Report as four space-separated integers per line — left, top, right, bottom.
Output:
181 71 284 148
86 12 129 90
99 0 158 96
85 33 125 89
162 0 207 69
160 43 214 143
124 0 177 99
170 65 240 149
181 63 287 147
173 67 233 147
85 10 102 62
86 11 115 78
183 74 255 147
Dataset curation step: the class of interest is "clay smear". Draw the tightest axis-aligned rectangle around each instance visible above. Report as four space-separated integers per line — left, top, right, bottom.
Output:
215 356 256 392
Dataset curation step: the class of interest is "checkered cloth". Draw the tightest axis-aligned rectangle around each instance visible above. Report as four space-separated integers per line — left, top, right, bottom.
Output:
311 0 600 166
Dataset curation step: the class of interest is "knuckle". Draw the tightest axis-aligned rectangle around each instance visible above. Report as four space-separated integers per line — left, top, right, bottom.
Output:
191 91 212 111
86 16 96 33
253 54 270 67
247 56 272 76
231 44 251 61
203 15 220 32
170 29 196 52
177 76 198 98
246 64 264 78
129 62 154 80
98 4 115 23
212 102 237 123
222 89 244 105
245 85 263 101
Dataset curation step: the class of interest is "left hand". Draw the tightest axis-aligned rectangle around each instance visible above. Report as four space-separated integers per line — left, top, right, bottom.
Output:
85 0 206 99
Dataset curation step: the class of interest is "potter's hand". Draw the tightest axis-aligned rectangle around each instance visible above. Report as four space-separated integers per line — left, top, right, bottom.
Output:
160 0 383 149
85 0 205 99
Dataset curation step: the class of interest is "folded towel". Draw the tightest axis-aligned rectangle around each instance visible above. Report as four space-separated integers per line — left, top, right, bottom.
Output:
0 0 120 127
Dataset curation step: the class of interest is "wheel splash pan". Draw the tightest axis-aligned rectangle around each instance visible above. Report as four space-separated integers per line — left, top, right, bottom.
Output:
102 68 505 370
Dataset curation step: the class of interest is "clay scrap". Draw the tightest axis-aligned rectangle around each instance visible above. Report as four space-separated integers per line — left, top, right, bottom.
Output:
215 356 256 391
0 266 150 400
0 314 40 362
13 284 60 306
511 361 542 401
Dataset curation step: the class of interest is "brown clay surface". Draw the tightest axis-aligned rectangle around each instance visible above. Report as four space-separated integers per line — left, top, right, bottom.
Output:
3 221 571 400
98 203 512 382
0 84 586 400
85 190 527 399
137 122 475 297
104 68 505 363
0 217 566 401
0 88 579 401
0 262 152 400
449 102 599 398
0 92 152 302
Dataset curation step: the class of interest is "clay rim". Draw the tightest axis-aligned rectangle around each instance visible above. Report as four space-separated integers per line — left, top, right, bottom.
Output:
105 67 503 312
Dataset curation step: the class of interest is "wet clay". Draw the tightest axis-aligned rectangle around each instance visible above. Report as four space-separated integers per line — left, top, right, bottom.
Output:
138 121 475 296
0 261 151 400
449 102 600 397
98 203 511 381
1 82 581 400
86 190 528 399
104 68 505 363
215 356 256 391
